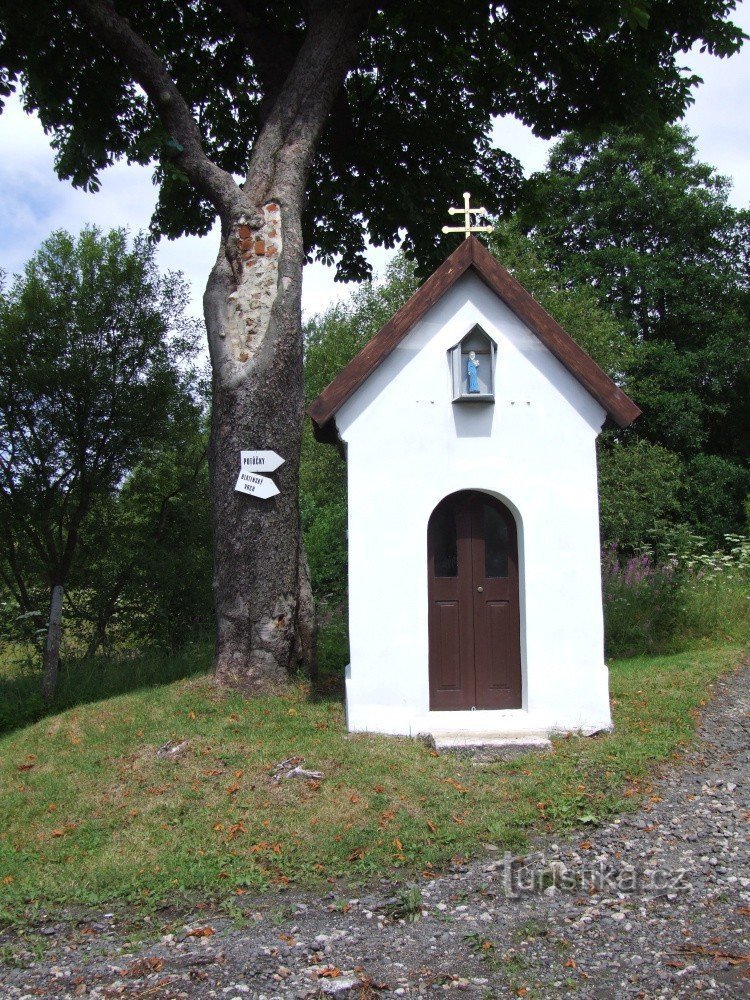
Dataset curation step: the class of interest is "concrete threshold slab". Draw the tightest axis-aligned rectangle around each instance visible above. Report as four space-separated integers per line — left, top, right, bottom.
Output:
421 732 553 762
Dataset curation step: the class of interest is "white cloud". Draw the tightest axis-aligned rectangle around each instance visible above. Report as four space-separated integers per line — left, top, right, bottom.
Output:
0 93 217 318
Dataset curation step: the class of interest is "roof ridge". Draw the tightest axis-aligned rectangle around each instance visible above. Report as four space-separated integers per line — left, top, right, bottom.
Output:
308 236 640 436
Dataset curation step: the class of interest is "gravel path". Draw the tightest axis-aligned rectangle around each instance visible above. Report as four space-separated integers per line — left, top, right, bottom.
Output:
2 661 748 999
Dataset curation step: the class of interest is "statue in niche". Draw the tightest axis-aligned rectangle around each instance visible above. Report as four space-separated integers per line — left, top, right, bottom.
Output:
467 350 480 393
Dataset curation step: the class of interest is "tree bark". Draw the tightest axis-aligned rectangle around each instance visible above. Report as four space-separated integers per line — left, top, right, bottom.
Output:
72 0 369 691
205 211 308 689
203 2 367 690
41 584 64 702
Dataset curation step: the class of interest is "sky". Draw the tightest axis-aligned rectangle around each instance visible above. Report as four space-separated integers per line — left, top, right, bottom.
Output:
0 3 748 321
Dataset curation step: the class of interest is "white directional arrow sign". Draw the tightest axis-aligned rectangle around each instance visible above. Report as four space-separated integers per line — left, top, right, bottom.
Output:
240 450 285 472
235 470 280 499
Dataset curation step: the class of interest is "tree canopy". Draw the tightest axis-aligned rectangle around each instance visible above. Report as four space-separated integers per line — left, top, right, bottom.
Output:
521 126 750 453
516 125 750 540
0 2 744 277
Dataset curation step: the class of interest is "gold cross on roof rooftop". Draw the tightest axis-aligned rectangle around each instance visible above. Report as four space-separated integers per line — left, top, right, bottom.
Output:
442 191 494 240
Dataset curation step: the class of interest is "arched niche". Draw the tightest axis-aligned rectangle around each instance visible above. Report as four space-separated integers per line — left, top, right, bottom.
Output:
449 323 496 403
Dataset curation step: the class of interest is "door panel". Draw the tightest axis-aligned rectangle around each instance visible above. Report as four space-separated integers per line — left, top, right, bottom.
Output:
427 494 474 709
428 491 521 710
434 601 461 690
483 501 510 579
476 600 521 707
471 493 521 708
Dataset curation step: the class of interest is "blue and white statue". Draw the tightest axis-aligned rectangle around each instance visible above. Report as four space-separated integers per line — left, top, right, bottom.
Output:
467 350 480 393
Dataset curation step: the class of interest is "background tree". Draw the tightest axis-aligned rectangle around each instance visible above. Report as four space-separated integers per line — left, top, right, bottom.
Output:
519 125 750 542
487 219 634 380
597 439 684 549
0 1 743 689
0 228 201 699
70 402 212 657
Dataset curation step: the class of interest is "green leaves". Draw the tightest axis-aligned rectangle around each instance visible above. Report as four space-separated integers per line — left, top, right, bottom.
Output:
621 2 651 30
488 217 633 380
0 1 743 275
598 439 684 550
0 227 207 657
518 124 750 544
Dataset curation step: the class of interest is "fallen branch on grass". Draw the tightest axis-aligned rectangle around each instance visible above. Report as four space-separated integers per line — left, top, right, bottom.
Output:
156 739 189 759
271 756 324 783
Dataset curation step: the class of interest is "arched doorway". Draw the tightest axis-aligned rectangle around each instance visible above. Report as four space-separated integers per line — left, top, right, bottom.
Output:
427 491 522 710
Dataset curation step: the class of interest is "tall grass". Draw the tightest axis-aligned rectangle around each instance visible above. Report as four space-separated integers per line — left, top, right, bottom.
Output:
603 533 750 658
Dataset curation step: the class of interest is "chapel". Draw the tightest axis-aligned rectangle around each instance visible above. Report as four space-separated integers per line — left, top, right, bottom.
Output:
309 212 639 744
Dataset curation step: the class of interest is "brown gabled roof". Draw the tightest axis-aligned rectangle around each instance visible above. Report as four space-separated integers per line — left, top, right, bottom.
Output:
308 235 640 437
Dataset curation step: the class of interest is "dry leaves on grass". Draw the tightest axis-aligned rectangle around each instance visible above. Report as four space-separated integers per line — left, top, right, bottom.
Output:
50 823 77 838
444 778 468 794
249 841 282 854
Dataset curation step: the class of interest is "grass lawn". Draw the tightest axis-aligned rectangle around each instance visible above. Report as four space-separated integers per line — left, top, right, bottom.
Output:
0 643 744 923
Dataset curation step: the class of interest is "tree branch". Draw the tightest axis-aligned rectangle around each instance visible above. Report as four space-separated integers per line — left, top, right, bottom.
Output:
71 0 242 216
213 0 300 125
0 528 31 609
244 0 373 203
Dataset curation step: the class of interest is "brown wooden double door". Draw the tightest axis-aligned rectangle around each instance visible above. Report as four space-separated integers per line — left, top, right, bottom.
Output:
428 491 521 710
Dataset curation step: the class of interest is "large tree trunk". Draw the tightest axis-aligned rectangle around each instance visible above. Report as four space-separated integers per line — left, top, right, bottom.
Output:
201 3 367 690
71 0 368 692
205 200 311 689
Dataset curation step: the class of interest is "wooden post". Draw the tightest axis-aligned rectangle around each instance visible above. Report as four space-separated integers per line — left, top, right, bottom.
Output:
41 584 64 703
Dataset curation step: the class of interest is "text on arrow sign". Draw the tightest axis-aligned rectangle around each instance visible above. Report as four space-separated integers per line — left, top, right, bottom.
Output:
240 450 285 472
235 470 280 499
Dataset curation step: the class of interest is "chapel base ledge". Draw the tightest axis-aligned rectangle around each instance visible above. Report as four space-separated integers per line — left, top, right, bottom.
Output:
344 704 613 740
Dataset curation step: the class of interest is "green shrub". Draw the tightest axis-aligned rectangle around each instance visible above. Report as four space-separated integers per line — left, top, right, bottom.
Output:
603 534 750 658
598 439 684 550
